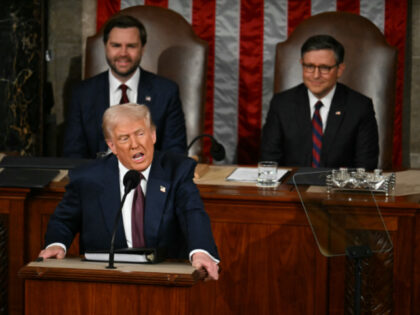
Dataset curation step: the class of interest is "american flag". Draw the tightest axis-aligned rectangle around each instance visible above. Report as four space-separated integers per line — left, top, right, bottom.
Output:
97 0 407 167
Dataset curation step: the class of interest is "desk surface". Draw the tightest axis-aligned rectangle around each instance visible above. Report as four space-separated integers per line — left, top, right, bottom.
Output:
19 258 198 286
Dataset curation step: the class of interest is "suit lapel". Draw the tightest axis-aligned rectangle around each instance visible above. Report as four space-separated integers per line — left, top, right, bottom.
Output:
99 155 127 246
144 152 171 247
295 85 313 163
137 68 154 107
321 84 346 165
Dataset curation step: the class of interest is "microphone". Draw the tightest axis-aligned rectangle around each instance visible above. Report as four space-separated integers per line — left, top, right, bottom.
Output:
107 170 140 269
187 134 226 161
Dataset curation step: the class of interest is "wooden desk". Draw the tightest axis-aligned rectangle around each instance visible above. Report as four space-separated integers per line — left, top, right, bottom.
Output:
1 167 420 314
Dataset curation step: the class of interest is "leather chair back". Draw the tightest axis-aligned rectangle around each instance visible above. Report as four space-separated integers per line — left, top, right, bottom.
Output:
274 11 397 169
85 5 208 158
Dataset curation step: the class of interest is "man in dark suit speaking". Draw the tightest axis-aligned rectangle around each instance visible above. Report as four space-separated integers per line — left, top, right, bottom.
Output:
260 35 379 170
63 14 187 159
39 104 219 281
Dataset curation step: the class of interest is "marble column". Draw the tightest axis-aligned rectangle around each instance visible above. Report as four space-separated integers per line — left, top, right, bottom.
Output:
0 0 45 155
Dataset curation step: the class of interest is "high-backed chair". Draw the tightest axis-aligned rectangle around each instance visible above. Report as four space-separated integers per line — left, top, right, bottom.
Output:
274 12 397 170
85 5 208 158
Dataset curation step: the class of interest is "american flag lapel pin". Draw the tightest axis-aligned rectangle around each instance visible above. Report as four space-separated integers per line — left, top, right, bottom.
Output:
335 111 341 115
145 96 152 102
160 185 166 193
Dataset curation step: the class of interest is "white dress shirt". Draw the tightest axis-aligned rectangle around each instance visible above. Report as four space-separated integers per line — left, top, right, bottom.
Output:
108 67 140 106
307 85 336 131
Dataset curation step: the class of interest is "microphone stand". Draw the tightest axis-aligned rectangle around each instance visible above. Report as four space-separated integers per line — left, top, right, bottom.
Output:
106 170 140 269
106 192 130 269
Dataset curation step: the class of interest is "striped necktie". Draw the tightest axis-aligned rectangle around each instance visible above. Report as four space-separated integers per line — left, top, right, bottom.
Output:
312 101 323 168
119 84 129 104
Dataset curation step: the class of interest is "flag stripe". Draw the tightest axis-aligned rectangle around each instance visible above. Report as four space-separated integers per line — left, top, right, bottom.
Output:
169 0 192 23
144 0 167 7
361 0 385 32
213 0 240 163
262 2 287 126
97 0 122 31
192 0 216 158
237 0 264 163
312 0 336 15
121 0 144 10
287 0 311 36
337 0 359 13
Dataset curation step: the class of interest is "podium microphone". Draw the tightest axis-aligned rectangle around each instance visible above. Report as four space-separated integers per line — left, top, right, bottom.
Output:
107 170 140 269
187 134 226 161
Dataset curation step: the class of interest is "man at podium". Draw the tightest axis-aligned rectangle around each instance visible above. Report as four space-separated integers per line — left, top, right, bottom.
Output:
39 103 219 281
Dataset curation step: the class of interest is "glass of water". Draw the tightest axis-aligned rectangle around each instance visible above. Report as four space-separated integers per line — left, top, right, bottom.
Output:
257 161 278 188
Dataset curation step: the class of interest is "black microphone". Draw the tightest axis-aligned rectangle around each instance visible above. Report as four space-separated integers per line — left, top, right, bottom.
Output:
187 134 226 161
107 170 140 269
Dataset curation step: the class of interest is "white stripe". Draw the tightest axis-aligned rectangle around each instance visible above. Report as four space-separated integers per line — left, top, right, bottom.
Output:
262 0 288 127
213 0 240 163
168 0 192 24
121 0 144 10
311 0 336 15
360 0 385 33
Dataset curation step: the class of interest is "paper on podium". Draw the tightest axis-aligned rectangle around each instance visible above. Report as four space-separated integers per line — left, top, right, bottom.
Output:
226 167 289 183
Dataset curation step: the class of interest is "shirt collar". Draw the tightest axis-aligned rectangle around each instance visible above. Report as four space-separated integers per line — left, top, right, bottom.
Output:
118 159 151 183
108 67 141 95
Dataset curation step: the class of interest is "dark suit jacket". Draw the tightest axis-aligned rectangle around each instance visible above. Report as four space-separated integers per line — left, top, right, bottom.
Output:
260 83 379 170
62 68 187 159
45 152 219 260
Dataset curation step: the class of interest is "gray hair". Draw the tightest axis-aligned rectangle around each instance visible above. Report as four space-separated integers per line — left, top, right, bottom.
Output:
102 103 155 139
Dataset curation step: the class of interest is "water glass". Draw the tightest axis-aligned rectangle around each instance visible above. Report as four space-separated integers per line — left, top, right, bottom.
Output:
257 161 278 187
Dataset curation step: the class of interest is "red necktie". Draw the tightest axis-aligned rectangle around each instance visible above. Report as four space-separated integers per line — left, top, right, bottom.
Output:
312 101 323 168
131 174 145 248
119 84 129 104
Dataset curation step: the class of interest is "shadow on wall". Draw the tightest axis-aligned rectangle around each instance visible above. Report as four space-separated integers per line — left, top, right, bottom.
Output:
50 55 82 157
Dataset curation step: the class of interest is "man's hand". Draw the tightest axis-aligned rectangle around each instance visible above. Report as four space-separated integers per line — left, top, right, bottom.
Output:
191 252 219 281
38 245 66 259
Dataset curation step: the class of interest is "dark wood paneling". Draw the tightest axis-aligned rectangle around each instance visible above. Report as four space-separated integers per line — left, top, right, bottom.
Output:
3 180 420 314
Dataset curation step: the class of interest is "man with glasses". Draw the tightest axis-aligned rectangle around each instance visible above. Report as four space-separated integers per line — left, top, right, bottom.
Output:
260 34 379 170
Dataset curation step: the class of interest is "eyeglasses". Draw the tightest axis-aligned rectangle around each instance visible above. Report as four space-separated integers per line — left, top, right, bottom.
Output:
302 63 338 74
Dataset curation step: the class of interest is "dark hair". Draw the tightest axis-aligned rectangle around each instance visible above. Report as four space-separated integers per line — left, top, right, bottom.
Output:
301 35 345 64
103 15 147 46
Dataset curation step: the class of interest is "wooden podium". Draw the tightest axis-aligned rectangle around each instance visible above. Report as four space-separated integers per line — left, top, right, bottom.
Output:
19 258 205 315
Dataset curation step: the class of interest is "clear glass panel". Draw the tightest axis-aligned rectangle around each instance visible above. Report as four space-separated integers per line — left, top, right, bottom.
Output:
293 170 393 257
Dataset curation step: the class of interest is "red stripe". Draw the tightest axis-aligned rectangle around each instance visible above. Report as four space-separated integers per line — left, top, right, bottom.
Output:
237 0 264 164
287 0 311 35
96 0 121 31
336 0 359 14
313 136 322 148
192 0 217 160
385 0 406 169
145 0 168 7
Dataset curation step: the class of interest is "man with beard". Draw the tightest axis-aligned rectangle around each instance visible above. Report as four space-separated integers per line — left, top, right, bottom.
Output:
62 14 187 159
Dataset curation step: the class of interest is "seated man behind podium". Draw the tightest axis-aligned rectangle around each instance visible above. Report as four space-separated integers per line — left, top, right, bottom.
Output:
260 35 379 170
39 103 219 280
63 14 187 159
